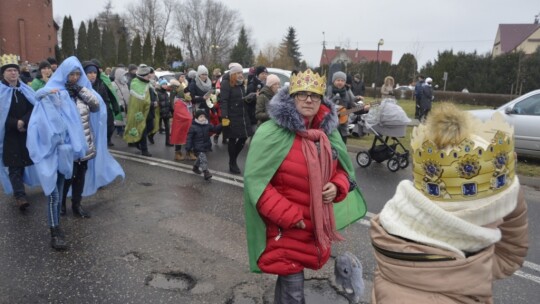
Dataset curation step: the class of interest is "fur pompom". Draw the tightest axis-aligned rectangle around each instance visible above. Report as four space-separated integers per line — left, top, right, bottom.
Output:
426 103 471 149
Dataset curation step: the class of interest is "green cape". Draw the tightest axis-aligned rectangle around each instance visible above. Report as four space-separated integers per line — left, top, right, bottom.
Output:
123 78 151 143
100 73 122 120
243 120 367 273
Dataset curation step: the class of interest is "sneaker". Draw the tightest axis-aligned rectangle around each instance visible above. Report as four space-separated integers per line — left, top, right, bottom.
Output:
203 170 212 180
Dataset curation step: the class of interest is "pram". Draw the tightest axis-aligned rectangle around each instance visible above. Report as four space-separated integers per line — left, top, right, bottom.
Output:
355 99 411 172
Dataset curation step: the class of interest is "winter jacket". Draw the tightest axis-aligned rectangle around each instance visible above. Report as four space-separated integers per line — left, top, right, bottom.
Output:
370 186 528 304
112 68 130 113
169 99 192 145
156 88 172 119
350 79 365 97
185 120 221 153
325 85 356 136
419 84 433 112
30 77 46 91
254 88 351 275
246 77 263 124
220 73 253 139
73 87 100 161
380 85 394 99
254 85 274 125
1 80 34 167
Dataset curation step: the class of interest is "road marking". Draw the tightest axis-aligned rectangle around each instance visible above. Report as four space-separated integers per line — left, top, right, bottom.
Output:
111 150 540 284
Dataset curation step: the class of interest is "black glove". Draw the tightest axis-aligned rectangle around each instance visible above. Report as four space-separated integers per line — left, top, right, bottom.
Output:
244 92 257 102
65 82 82 98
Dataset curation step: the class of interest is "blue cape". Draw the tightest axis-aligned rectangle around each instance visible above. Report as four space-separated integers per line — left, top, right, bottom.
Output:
27 56 124 195
0 80 41 195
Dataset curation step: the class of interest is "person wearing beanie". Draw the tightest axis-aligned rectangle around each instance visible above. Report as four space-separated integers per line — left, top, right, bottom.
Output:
124 64 155 157
185 109 222 180
220 63 253 174
125 64 138 88
255 74 280 125
30 60 53 91
370 103 528 303
246 66 268 130
326 70 360 144
187 65 213 148
418 76 434 121
0 55 39 211
156 77 173 146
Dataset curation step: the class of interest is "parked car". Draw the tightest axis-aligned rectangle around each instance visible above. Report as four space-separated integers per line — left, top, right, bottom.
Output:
394 85 414 99
154 71 176 91
468 89 540 158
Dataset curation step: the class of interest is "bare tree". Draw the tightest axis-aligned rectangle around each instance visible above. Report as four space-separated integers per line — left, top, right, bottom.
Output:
124 0 175 44
174 0 238 65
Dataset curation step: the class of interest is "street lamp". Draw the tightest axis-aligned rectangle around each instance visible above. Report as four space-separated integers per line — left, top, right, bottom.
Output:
375 38 384 95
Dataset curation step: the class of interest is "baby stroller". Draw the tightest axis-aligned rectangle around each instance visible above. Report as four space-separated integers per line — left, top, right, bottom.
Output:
355 99 411 172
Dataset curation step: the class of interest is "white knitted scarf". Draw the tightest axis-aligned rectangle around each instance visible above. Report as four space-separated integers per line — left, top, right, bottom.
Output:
379 178 520 257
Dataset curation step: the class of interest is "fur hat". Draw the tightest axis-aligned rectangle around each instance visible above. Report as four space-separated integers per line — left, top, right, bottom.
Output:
197 65 209 76
255 66 268 76
229 63 243 74
265 74 280 88
332 71 347 83
38 60 52 71
137 64 151 76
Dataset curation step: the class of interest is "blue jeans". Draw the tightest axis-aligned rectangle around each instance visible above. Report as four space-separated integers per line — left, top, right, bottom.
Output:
8 166 26 199
47 173 65 228
274 272 305 304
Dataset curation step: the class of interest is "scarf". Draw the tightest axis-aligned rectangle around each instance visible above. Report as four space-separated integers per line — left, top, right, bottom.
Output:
297 129 344 249
332 86 347 98
195 76 212 93
379 179 519 256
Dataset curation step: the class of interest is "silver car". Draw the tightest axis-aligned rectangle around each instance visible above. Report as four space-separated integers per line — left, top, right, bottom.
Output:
468 89 540 158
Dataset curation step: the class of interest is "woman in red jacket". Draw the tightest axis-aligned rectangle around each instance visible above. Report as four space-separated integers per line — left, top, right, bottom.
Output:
244 69 366 303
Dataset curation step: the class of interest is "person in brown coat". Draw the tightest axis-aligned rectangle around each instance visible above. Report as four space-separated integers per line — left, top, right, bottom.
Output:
370 103 528 304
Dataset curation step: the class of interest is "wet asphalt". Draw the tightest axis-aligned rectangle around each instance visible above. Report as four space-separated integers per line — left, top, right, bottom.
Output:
1 132 539 303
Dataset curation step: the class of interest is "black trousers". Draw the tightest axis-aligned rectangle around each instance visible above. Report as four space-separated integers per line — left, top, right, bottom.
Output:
62 160 88 206
8 166 26 199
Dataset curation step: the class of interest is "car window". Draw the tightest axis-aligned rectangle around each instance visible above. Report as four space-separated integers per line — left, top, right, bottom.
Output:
271 72 290 85
513 94 540 116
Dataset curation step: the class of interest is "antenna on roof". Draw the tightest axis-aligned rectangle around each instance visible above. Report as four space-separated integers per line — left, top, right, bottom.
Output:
535 13 539 24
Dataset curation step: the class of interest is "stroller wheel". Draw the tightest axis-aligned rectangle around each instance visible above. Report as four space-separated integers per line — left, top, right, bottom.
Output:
356 151 372 167
399 155 409 169
387 157 400 172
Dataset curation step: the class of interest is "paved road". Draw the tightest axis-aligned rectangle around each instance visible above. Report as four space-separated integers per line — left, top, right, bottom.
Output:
1 133 538 303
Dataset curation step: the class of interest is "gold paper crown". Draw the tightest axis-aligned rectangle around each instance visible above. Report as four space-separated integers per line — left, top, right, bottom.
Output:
1 54 19 67
411 112 515 202
289 69 326 96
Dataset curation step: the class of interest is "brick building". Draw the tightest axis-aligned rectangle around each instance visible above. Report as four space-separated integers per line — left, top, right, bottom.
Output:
0 0 58 63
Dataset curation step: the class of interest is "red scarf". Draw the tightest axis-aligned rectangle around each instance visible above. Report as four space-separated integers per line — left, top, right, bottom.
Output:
297 129 344 249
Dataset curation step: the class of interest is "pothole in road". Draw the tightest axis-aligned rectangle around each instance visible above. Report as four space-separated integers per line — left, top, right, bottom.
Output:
138 182 153 187
145 272 196 291
121 251 142 262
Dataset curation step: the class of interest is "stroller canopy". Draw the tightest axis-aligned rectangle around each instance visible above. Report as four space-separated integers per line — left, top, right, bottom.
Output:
365 98 411 127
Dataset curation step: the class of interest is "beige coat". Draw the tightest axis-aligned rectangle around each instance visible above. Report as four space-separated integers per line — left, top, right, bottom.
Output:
370 190 528 304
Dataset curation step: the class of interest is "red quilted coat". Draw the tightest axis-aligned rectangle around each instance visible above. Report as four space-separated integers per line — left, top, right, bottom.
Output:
256 117 350 275
169 99 192 145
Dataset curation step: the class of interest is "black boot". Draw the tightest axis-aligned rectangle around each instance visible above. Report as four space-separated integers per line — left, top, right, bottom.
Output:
192 165 202 175
50 227 68 250
72 201 91 218
229 162 241 174
60 200 66 216
148 134 155 144
203 170 212 180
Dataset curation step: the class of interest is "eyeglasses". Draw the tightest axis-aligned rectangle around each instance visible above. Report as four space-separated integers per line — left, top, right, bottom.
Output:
295 92 322 102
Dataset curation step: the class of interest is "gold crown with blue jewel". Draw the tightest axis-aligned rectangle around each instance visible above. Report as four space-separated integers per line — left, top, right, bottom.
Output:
289 69 326 96
411 112 515 202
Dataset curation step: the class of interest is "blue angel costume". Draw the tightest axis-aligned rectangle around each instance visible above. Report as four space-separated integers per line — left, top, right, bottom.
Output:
0 80 41 195
27 56 124 196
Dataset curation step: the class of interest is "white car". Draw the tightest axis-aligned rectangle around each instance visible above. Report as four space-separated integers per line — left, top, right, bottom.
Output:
218 68 292 88
468 89 540 158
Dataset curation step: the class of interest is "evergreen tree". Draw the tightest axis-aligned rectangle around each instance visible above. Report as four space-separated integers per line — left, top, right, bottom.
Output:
153 38 166 69
395 53 418 86
76 21 89 61
117 33 129 66
87 19 102 60
166 44 183 67
130 33 142 65
142 31 153 65
229 26 254 67
101 27 117 67
279 27 302 69
61 16 76 57
54 45 63 63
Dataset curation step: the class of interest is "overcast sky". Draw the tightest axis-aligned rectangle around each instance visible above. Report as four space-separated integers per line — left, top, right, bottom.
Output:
53 0 540 67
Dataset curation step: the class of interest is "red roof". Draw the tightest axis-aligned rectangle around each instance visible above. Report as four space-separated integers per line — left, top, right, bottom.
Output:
498 24 540 53
320 48 393 66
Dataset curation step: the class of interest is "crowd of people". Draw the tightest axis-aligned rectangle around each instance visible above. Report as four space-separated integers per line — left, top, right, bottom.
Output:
1 54 529 303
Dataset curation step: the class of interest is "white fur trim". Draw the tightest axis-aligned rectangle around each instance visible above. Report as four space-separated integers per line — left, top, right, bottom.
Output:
379 179 519 257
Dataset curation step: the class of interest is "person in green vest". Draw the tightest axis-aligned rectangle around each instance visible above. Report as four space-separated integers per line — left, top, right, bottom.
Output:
30 61 53 91
243 69 367 302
